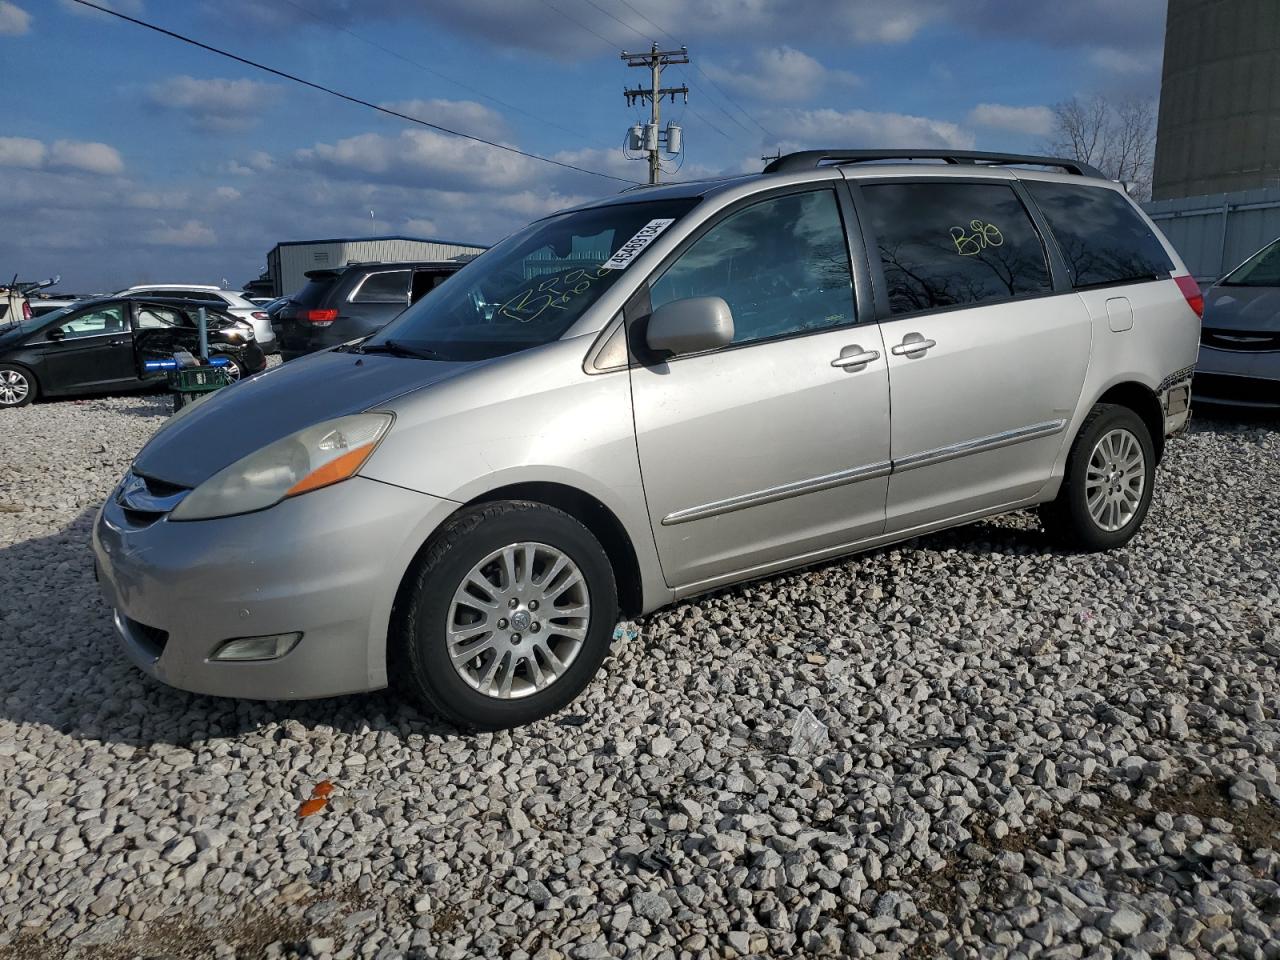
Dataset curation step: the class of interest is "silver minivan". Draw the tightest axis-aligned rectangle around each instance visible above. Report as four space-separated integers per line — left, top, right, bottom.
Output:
94 150 1200 729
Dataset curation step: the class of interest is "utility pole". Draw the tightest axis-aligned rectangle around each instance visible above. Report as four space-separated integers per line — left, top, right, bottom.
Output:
622 43 688 184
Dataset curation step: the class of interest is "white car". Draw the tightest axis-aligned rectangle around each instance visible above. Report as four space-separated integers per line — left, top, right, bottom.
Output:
113 284 275 352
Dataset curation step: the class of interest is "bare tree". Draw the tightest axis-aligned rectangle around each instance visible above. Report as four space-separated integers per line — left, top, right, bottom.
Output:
1043 94 1156 201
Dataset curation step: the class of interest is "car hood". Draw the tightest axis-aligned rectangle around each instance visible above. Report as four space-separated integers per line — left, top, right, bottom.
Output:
132 350 481 488
1202 285 1280 332
0 323 34 350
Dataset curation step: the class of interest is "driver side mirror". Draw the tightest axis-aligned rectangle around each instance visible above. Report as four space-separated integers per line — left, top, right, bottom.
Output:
645 296 734 357
46 327 65 341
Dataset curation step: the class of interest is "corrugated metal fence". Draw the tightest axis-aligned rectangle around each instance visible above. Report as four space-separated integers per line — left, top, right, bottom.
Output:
1144 187 1280 280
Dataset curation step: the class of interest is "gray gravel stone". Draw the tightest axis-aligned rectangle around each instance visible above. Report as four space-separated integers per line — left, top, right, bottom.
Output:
0 395 1277 959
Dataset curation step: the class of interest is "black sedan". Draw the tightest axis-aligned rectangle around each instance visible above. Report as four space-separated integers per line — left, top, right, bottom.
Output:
0 296 266 408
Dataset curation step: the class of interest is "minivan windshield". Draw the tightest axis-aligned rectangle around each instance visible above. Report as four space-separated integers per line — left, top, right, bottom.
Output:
1220 237 1280 287
364 197 698 361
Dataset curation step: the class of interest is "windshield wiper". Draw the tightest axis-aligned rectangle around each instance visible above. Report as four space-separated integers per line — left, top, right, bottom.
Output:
358 339 446 361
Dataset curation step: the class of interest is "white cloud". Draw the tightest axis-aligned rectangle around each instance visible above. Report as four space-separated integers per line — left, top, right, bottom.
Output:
0 1 31 35
402 217 439 236
967 103 1055 137
50 139 125 175
766 108 975 150
0 136 46 168
144 219 217 247
295 128 542 191
381 98 510 141
147 75 279 131
213 185 242 201
705 46 859 104
0 137 123 174
1089 46 1161 76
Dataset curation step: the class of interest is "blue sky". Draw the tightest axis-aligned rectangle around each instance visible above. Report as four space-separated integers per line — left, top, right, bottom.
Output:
0 0 1165 292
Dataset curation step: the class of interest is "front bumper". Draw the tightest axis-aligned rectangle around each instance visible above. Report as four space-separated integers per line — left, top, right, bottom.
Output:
92 476 457 699
1193 345 1280 408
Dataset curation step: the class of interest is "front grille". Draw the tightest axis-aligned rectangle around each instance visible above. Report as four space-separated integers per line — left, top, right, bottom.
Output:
1192 373 1280 407
125 616 169 658
1200 328 1280 352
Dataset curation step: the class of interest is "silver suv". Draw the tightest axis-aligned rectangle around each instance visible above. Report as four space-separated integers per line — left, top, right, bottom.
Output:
94 150 1200 729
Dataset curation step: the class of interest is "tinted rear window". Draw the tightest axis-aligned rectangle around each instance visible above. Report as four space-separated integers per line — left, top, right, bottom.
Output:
291 275 338 309
1024 181 1174 289
860 181 1053 315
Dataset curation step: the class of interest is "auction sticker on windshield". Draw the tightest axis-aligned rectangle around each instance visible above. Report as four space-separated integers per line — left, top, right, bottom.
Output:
601 219 676 270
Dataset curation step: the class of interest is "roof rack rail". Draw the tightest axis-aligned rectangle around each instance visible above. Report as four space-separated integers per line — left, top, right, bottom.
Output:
762 149 1105 179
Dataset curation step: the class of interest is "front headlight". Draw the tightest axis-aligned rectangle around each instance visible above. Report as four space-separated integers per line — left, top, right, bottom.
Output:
169 413 392 521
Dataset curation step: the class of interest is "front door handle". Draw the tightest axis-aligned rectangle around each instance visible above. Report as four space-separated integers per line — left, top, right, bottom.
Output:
890 333 936 357
831 345 880 369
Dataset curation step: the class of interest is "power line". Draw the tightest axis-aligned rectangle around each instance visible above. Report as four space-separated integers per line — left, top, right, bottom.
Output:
67 0 637 184
611 0 776 142
275 0 590 143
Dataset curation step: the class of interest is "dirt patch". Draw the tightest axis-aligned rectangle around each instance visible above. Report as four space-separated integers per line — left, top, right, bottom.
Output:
0 888 353 960
1101 778 1280 856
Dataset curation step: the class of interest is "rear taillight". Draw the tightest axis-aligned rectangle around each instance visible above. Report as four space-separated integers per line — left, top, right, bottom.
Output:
22 301 32 321
304 309 338 327
1175 275 1204 319
251 311 268 320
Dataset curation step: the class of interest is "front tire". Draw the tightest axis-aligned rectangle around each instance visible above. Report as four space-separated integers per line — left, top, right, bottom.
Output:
392 500 619 730
0 364 36 408
1040 403 1155 551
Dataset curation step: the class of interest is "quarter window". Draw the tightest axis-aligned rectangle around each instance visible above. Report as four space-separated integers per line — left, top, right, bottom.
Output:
351 270 411 304
135 305 184 329
860 181 1053 315
649 190 855 346
1023 181 1174 288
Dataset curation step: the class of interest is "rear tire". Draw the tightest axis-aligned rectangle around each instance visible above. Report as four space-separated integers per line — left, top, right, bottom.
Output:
1040 403 1155 551
391 500 619 730
0 365 36 408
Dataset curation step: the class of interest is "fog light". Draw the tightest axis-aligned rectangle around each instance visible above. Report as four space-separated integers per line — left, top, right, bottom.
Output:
211 632 302 661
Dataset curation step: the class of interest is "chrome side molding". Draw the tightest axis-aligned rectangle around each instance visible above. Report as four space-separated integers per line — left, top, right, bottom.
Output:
663 418 1068 526
662 460 893 526
893 419 1067 473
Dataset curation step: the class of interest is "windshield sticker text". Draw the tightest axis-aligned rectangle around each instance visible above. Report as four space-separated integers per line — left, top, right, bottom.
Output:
601 218 676 270
950 220 1004 256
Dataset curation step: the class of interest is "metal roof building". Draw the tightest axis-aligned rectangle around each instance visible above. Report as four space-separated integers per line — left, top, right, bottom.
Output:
264 235 487 297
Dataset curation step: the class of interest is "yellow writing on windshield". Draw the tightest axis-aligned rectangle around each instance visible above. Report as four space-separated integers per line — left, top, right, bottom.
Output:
499 265 612 323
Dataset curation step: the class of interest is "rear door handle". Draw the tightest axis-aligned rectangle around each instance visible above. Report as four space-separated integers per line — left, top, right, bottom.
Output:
890 333 936 356
831 346 880 368
108 338 130 346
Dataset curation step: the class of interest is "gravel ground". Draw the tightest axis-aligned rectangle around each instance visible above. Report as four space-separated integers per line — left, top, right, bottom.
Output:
0 390 1278 960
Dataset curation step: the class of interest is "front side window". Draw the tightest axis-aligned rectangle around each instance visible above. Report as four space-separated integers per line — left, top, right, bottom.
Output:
1024 180 1174 288
1221 237 1280 287
370 197 698 361
861 181 1053 316
58 305 127 339
649 189 855 346
351 270 411 304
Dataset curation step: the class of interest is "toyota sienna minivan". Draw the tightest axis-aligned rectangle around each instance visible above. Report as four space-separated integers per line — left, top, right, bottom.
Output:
94 149 1200 729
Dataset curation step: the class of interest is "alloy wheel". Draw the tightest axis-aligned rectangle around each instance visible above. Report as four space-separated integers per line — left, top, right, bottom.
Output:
447 541 591 700
0 370 29 406
1085 427 1145 532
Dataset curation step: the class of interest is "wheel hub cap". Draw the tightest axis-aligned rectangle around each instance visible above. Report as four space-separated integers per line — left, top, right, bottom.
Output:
0 370 28 405
447 541 591 700
1085 428 1145 533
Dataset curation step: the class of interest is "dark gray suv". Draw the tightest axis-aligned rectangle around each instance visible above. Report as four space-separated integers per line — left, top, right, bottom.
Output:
273 260 467 360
